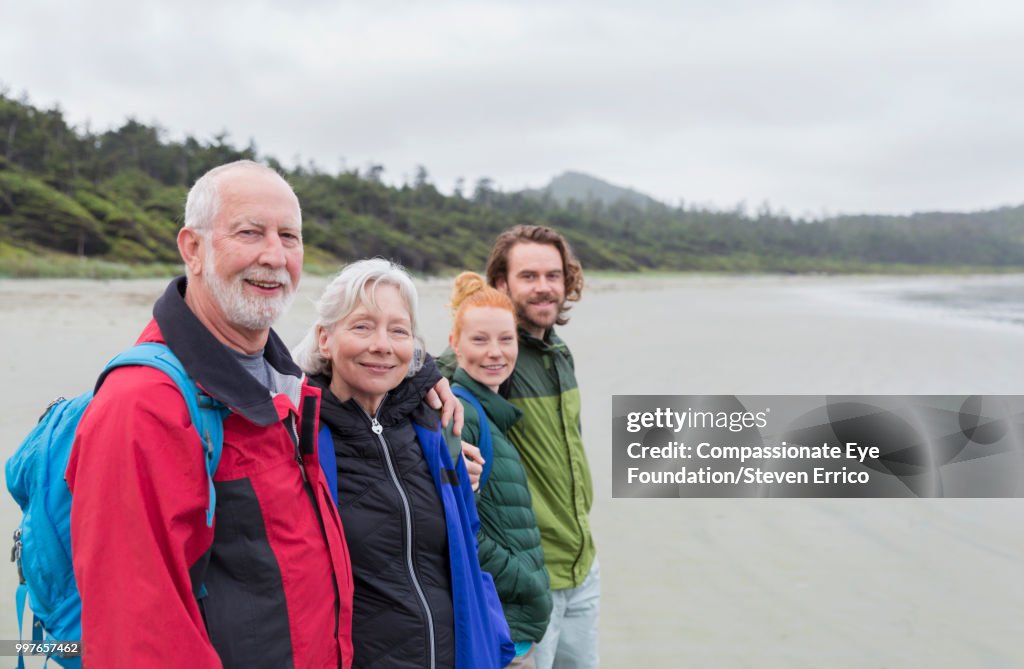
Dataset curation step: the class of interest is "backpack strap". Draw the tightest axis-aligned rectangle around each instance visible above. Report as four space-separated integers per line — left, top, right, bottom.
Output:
317 426 339 507
14 580 26 669
97 342 229 528
451 386 494 489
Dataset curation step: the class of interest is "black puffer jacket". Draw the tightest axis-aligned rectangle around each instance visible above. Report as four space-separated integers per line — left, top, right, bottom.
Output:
312 364 456 669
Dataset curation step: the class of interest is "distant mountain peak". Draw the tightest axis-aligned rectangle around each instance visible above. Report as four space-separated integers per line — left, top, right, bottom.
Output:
541 171 662 209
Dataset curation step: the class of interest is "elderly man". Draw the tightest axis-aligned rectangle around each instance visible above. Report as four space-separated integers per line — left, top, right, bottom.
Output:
66 160 458 668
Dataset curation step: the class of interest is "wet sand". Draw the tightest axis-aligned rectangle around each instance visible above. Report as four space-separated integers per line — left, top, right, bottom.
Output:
2 274 1023 667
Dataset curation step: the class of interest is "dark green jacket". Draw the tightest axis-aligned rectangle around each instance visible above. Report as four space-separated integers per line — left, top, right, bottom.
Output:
439 328 595 590
453 368 551 644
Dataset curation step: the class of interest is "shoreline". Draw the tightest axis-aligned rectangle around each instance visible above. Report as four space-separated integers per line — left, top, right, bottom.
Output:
2 248 1023 280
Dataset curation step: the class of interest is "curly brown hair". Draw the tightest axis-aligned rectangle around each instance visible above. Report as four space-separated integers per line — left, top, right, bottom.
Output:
484 225 584 326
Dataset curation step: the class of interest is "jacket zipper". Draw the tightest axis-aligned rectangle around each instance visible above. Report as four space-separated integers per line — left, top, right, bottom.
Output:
287 415 309 483
360 401 437 669
545 344 588 586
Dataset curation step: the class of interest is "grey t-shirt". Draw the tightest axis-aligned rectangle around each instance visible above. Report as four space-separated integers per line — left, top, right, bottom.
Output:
228 347 277 394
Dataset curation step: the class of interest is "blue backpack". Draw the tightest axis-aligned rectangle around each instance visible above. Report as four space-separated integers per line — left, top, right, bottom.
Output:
318 426 339 507
5 342 228 669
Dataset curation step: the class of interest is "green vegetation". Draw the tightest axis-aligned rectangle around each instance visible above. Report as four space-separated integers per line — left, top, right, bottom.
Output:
0 241 180 278
2 89 1023 277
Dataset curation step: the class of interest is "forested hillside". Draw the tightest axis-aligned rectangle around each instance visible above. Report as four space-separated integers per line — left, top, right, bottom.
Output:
2 90 1023 277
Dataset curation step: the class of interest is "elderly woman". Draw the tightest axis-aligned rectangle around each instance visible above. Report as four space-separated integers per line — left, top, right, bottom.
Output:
294 258 512 669
448 272 551 668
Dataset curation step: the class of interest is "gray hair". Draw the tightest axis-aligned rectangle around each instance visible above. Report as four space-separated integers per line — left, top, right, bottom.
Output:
293 258 425 378
184 160 296 233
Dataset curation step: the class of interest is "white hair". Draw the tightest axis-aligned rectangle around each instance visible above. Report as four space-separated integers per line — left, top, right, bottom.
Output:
293 258 425 378
184 160 298 233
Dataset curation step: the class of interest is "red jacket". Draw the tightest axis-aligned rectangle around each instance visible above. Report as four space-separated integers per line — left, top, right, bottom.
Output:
67 278 353 668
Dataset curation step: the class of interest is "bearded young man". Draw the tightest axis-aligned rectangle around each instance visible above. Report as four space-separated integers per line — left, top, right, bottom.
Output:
440 224 598 669
66 161 459 668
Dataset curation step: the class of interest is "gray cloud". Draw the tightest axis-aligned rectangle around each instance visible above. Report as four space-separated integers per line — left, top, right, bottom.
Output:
3 0 1023 214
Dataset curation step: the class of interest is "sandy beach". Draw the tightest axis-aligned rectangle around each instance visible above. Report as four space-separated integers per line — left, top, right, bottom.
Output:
2 273 1023 667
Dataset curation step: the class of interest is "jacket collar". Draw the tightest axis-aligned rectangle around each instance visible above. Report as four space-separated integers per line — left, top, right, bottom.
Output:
452 368 521 433
310 354 443 433
518 326 565 352
153 276 302 426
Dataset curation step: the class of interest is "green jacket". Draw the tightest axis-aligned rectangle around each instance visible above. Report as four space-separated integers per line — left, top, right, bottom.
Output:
439 328 595 590
453 368 552 643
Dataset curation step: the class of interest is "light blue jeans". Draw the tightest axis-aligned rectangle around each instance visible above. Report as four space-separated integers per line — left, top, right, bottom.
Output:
535 558 600 669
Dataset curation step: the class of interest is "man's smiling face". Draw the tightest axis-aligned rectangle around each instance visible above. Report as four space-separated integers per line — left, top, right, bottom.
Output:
496 241 566 339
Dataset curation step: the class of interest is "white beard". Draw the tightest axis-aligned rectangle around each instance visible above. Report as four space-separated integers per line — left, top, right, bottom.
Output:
203 245 295 331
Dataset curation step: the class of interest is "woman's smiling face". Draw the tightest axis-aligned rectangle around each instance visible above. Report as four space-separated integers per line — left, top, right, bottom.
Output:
453 306 518 392
318 283 414 413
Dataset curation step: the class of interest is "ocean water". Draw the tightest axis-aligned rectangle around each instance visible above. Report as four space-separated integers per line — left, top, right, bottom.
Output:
868 275 1024 329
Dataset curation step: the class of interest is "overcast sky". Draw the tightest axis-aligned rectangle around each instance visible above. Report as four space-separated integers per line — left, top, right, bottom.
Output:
3 0 1022 216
